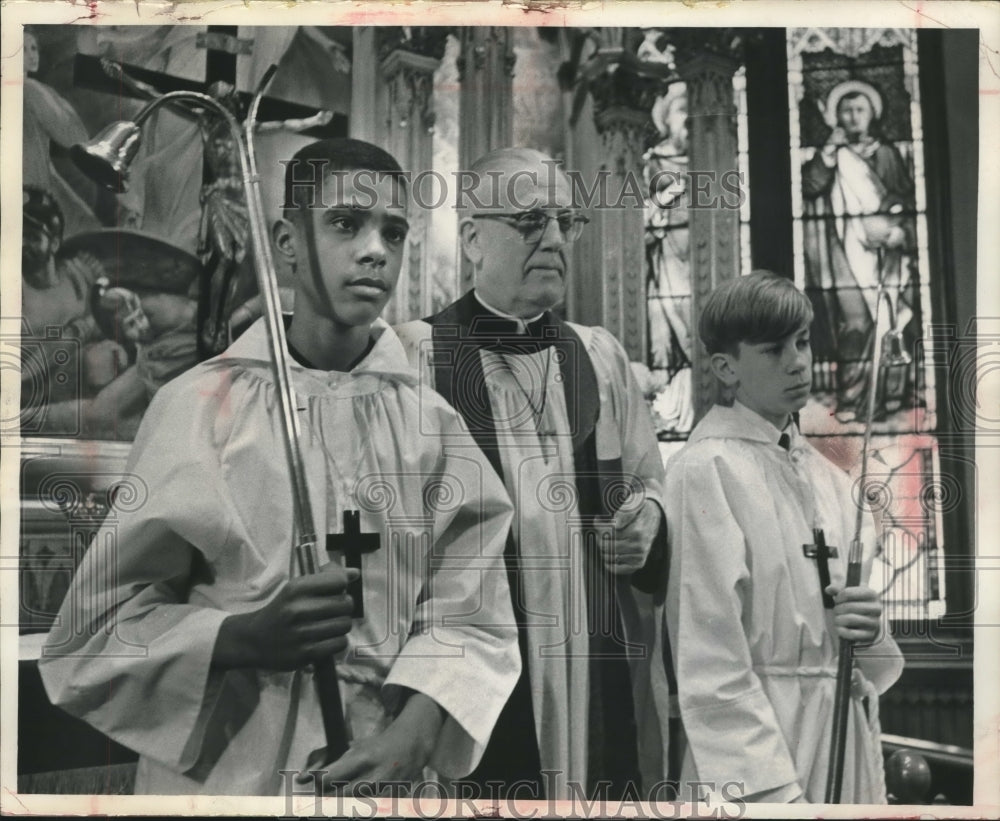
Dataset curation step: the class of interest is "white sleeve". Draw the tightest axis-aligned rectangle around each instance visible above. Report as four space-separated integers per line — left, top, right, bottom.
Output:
587 326 667 537
381 402 519 778
37 375 246 776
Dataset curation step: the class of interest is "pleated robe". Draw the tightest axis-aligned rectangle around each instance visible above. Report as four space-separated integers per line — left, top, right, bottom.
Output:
397 295 670 798
39 318 520 795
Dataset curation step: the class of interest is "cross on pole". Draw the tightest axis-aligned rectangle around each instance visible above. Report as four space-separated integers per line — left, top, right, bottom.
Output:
802 527 839 609
326 510 381 619
73 34 347 357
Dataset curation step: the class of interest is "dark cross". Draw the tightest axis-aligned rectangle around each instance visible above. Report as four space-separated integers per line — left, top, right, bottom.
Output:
72 52 347 139
326 510 381 618
802 527 839 609
73 34 347 357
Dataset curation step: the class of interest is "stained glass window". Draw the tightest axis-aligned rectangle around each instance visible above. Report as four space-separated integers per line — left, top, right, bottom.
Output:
787 28 945 620
644 67 751 439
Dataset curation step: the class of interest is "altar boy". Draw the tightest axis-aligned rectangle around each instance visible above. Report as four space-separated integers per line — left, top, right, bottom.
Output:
39 139 519 795
664 271 903 803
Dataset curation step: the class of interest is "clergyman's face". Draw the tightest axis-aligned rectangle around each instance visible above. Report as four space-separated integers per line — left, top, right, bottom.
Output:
725 325 813 429
468 157 577 317
837 94 874 140
290 169 409 329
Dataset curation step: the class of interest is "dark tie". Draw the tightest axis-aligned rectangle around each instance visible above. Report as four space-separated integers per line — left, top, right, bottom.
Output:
779 432 791 451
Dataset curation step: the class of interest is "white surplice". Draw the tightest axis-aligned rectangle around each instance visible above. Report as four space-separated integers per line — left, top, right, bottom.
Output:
38 318 520 795
397 318 670 796
664 401 903 803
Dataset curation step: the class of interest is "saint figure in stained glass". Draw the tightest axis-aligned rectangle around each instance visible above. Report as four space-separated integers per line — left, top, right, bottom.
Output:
801 79 917 420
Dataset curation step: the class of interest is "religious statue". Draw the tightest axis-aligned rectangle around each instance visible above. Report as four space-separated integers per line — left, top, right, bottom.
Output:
98 59 332 359
22 27 98 236
88 276 199 423
20 186 105 420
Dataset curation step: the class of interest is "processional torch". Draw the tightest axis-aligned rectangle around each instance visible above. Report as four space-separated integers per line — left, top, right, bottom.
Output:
824 269 911 803
70 66 350 763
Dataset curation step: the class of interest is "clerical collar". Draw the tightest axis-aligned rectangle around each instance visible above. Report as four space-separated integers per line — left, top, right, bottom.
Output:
473 291 546 336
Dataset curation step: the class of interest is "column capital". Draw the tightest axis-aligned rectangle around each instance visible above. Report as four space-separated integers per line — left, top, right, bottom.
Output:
456 27 515 82
380 48 440 133
377 27 451 63
667 28 745 69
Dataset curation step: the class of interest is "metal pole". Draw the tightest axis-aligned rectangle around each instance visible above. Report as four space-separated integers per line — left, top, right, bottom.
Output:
74 74 349 762
825 274 891 803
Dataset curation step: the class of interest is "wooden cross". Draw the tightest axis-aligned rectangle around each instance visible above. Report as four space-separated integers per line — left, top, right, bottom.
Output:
72 33 347 356
326 510 381 619
802 527 839 609
72 51 347 139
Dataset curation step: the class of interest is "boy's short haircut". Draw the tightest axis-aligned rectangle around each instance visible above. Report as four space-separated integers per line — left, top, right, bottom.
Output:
282 138 406 214
699 270 814 356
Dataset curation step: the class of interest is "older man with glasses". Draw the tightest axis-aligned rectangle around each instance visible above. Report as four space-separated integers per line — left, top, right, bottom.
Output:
396 147 668 801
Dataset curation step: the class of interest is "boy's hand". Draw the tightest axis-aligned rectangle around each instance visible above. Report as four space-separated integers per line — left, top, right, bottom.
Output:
213 563 358 671
309 692 444 793
606 498 661 575
826 583 882 644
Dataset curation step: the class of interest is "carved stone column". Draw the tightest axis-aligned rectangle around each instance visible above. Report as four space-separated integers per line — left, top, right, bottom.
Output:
376 29 448 324
567 28 670 361
350 28 378 143
457 27 515 293
457 27 515 171
590 102 653 362
675 40 741 421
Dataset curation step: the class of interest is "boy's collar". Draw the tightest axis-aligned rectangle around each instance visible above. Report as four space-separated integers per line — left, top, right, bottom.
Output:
691 401 803 448
222 316 419 391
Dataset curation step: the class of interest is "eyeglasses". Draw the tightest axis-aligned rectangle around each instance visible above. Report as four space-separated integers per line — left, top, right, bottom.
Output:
473 210 590 245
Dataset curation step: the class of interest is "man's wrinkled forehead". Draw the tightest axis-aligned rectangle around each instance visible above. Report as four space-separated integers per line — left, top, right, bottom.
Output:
464 155 573 212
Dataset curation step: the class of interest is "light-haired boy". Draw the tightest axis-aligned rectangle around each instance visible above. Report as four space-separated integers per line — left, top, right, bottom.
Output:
665 271 903 803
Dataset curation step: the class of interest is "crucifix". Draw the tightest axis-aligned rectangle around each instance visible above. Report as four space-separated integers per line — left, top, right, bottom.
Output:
802 527 839 609
72 32 348 357
73 42 347 136
326 510 381 618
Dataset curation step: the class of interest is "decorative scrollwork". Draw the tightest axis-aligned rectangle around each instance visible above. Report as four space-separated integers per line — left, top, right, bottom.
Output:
536 475 580 514
37 474 86 515
602 475 645 516
107 475 149 513
854 476 893 515
355 475 400 514
920 474 963 515
423 475 465 514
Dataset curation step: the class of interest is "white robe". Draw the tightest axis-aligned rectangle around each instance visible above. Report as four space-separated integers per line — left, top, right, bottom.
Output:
664 401 903 803
39 318 520 795
396 318 670 796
